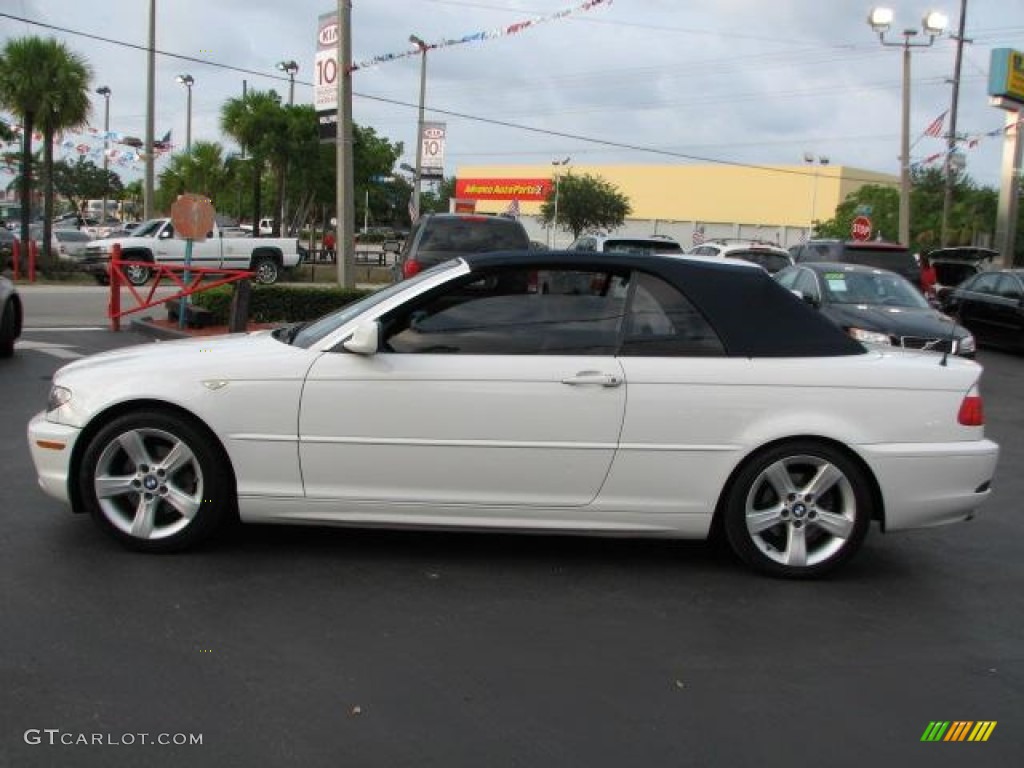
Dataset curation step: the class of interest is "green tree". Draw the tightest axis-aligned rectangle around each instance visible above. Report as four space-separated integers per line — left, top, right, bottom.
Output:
220 89 284 237
53 157 123 215
156 141 229 212
814 185 899 243
0 37 91 257
539 172 631 240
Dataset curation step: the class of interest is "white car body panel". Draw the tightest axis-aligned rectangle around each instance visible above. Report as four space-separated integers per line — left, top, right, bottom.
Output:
27 259 998 551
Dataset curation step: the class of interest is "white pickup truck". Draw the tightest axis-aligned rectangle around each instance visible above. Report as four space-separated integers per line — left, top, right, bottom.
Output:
79 218 304 285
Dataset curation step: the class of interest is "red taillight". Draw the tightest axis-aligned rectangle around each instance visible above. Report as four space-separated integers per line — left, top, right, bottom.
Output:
402 259 423 279
958 393 984 426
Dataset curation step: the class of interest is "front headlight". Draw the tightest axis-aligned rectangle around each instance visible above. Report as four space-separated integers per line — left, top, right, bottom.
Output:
958 334 976 355
848 327 891 346
47 385 72 412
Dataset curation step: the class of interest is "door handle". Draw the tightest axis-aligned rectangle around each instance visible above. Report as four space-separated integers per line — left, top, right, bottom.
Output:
562 371 622 387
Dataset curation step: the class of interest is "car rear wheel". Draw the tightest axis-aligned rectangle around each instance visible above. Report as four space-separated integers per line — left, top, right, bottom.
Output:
0 298 16 358
78 411 233 552
723 441 871 578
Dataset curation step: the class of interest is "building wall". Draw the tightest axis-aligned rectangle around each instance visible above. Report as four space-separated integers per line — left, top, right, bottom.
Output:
455 164 897 248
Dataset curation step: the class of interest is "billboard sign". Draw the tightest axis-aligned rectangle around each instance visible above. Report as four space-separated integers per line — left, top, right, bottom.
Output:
420 122 446 179
988 48 1024 107
315 10 338 141
455 178 552 201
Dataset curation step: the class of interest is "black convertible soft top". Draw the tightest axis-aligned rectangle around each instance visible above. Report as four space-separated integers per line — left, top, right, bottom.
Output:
464 251 866 358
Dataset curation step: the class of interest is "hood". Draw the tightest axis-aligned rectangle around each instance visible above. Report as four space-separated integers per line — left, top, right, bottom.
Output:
821 304 970 340
54 330 301 383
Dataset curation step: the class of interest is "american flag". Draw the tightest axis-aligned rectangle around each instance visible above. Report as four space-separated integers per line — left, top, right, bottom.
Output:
692 224 705 246
505 198 520 219
923 111 948 138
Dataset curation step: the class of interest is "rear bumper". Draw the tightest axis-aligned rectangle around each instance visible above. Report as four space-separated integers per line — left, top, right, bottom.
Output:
857 439 999 531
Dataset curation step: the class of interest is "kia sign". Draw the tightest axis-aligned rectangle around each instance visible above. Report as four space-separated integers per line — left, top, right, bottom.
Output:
315 11 338 141
420 122 446 179
851 215 872 242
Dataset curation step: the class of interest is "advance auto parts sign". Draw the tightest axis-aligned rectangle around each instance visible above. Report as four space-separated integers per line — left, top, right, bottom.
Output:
455 178 552 201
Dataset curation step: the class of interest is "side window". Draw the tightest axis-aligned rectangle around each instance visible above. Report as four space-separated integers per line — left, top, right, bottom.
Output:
382 267 627 355
774 267 799 290
970 273 1000 295
995 274 1023 300
793 270 820 302
620 272 724 357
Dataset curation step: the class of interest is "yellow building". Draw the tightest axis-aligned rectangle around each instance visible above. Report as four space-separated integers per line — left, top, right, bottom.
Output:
455 164 897 248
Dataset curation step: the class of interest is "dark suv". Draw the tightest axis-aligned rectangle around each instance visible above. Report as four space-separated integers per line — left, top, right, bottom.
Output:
394 213 530 280
789 239 921 288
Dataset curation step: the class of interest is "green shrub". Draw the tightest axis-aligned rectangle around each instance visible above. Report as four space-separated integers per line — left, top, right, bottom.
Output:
189 283 372 324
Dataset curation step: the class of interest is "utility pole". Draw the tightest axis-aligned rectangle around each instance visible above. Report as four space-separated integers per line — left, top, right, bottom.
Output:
336 0 355 288
941 0 969 246
144 0 156 219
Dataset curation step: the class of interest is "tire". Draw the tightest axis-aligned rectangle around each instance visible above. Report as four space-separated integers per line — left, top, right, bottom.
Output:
722 440 872 578
0 298 15 358
78 411 233 552
123 260 152 286
252 254 280 285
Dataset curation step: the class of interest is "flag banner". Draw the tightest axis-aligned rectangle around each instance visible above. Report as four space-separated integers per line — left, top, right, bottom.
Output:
692 225 705 246
923 111 948 138
347 0 613 73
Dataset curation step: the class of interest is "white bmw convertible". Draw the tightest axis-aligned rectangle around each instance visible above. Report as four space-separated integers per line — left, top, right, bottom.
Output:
28 252 999 577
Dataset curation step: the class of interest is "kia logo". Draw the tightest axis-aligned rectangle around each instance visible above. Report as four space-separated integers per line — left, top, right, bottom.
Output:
319 23 338 46
424 128 444 139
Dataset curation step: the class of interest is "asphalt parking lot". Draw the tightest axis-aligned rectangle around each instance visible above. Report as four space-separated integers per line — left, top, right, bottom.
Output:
2 325 1022 767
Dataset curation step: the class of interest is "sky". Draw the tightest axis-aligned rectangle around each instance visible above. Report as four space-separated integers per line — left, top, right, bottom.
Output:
1 0 1023 193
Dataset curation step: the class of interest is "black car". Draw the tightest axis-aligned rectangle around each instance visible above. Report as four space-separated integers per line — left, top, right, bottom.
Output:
1 275 22 357
926 246 998 302
394 213 530 279
942 269 1024 352
775 262 975 357
0 227 17 272
789 239 921 288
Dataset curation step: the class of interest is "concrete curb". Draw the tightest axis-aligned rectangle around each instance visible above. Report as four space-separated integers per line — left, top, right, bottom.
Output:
130 316 190 341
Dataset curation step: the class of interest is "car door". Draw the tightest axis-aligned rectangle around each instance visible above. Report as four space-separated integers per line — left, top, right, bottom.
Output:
956 272 1001 344
991 273 1024 348
298 265 627 511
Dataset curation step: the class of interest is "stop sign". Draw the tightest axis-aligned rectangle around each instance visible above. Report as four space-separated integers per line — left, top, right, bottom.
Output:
851 215 872 242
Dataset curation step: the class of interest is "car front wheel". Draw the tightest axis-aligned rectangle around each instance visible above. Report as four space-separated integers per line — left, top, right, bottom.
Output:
252 254 279 285
722 441 872 578
78 411 233 552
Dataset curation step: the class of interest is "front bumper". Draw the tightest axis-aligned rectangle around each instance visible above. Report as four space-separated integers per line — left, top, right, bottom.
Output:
27 411 82 506
858 439 999 531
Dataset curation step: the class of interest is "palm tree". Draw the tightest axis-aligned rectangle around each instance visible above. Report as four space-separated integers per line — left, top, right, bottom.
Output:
39 43 92 259
0 37 92 255
221 90 286 238
156 141 229 211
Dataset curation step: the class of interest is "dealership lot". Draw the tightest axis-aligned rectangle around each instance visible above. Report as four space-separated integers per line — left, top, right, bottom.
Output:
2 325 1022 767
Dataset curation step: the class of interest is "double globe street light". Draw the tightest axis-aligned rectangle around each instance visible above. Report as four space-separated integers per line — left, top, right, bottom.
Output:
867 7 949 247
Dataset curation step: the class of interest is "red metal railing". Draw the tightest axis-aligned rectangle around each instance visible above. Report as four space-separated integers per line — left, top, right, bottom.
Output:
107 242 253 332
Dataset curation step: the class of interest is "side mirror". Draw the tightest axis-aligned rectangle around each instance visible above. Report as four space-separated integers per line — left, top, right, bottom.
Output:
343 321 381 355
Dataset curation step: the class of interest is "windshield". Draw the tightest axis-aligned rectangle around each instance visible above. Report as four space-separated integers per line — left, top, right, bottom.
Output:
821 270 929 308
288 260 463 348
129 219 165 238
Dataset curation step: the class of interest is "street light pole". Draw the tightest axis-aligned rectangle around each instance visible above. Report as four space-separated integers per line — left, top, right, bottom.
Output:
410 34 428 223
96 86 111 222
176 74 194 151
551 157 570 248
868 7 949 247
803 153 829 237
276 60 299 105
